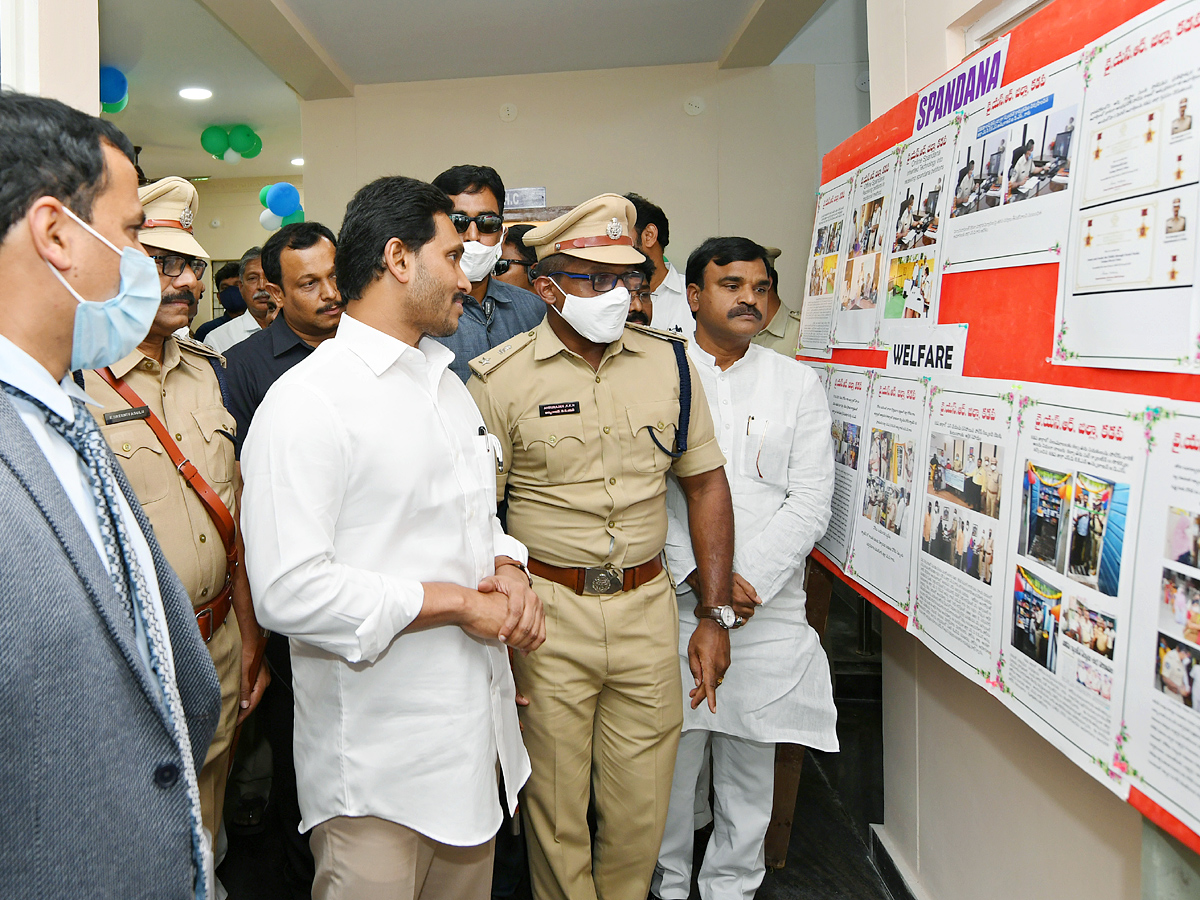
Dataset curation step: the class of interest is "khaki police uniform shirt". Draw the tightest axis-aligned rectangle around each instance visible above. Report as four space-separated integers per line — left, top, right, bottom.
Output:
468 318 725 570
83 336 239 609
753 299 802 357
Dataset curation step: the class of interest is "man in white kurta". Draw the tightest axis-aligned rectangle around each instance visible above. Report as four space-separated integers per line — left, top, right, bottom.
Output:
241 176 543 900
651 237 837 900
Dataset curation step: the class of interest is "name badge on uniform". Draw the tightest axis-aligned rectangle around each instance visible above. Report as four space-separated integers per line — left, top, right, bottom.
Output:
104 406 150 425
539 402 580 417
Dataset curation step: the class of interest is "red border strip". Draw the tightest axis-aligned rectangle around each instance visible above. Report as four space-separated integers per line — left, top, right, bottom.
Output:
810 547 910 629
1128 787 1200 856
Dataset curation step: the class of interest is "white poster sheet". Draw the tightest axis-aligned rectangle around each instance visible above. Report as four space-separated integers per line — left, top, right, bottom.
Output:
914 36 1009 140
799 172 854 357
1122 401 1200 835
911 378 1020 683
880 127 957 342
997 385 1147 792
944 53 1085 272
845 374 927 613
1054 0 1200 370
814 365 874 567
833 151 900 348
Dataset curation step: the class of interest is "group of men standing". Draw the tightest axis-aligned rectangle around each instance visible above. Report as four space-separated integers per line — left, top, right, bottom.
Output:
0 90 836 900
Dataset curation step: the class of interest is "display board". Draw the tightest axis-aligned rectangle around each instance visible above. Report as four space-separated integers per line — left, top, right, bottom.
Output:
802 0 1200 854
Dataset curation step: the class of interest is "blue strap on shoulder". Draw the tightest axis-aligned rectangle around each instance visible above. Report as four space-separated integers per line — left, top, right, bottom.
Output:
207 356 232 410
646 339 691 460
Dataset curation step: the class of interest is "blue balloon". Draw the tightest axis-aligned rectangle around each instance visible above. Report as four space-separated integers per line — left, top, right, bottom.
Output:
99 67 127 105
266 182 301 218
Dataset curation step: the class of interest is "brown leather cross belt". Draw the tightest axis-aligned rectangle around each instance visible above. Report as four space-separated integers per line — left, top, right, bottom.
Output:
195 583 233 643
527 556 663 595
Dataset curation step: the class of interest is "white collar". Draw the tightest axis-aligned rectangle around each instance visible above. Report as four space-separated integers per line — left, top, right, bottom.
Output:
0 333 97 421
336 313 455 386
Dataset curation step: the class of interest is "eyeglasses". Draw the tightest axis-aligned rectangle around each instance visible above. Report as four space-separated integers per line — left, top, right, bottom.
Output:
449 213 504 234
493 258 533 276
546 271 647 293
151 253 208 279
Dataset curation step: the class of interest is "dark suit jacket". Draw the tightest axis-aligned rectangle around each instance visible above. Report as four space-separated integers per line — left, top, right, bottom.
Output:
0 393 220 898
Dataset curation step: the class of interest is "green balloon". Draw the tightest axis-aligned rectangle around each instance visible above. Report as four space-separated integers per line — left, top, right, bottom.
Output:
259 184 271 208
228 124 256 154
200 126 229 157
281 209 305 225
102 93 128 114
242 132 263 159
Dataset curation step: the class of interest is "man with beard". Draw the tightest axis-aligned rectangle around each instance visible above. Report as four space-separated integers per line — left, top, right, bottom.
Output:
242 174 541 900
224 220 343 897
207 246 273 354
625 259 656 326
81 176 270 872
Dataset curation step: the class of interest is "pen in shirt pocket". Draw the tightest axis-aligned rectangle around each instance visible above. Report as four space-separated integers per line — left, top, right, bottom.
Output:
479 426 504 472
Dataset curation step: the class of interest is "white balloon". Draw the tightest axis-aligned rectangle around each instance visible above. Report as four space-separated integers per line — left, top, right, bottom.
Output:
260 209 283 230
224 148 242 164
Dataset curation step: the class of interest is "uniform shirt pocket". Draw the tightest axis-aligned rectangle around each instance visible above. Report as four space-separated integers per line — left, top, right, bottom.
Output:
625 400 679 474
739 421 793 486
516 414 588 484
191 405 237 485
103 422 173 504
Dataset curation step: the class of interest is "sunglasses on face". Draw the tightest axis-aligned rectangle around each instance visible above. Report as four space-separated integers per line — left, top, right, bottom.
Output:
547 271 647 293
449 213 504 235
493 258 533 276
151 253 208 279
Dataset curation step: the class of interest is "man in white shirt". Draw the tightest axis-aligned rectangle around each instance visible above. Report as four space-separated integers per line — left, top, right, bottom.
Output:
653 236 837 900
241 175 545 900
206 246 272 353
626 192 695 338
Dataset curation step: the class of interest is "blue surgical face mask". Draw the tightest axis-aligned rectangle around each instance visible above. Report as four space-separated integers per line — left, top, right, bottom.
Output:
45 205 162 371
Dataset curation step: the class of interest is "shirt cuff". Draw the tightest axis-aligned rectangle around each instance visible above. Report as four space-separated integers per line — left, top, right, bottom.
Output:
355 575 426 662
494 533 529 567
671 437 726 479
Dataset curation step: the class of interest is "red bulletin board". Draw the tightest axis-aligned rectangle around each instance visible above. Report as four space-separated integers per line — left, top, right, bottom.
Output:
804 0 1200 853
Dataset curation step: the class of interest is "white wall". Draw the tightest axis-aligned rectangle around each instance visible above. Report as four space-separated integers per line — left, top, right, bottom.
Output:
1 0 100 112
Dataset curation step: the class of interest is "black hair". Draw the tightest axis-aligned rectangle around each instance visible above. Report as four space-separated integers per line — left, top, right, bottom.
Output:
261 221 338 286
336 176 453 302
239 246 262 279
432 165 506 215
0 90 136 241
766 264 780 292
624 192 669 248
504 223 539 264
685 236 769 289
214 262 241 285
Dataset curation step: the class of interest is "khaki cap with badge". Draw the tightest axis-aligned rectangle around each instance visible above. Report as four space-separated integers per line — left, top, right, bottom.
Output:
138 176 209 259
523 193 646 265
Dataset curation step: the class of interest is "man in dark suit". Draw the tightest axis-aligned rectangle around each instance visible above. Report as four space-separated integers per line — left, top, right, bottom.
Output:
0 91 220 898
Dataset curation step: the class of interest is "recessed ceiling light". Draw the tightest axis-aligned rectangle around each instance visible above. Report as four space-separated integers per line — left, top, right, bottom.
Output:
179 88 212 101
291 158 304 166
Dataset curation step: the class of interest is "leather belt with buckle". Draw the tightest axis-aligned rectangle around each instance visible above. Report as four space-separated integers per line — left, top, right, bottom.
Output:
527 557 664 595
195 580 233 643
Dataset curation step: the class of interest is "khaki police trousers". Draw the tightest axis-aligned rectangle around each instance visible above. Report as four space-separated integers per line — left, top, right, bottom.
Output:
515 570 683 900
198 608 242 839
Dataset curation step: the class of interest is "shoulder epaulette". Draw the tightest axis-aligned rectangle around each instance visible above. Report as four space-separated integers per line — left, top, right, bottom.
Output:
468 330 535 381
175 334 223 363
625 322 687 343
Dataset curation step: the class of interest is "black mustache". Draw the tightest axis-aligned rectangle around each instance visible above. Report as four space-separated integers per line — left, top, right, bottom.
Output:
728 304 762 320
318 299 348 314
453 292 471 304
626 311 650 325
162 292 193 305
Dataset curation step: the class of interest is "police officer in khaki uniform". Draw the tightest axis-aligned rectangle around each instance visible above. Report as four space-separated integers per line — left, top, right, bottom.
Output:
83 177 269 846
753 247 802 357
468 195 736 900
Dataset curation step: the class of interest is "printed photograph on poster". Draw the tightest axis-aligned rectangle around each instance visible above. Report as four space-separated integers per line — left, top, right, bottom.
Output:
885 252 937 321
943 53 1084 272
1155 631 1200 710
926 432 1004 518
1061 595 1117 661
832 152 898 348
1054 0 1200 370
1165 506 1200 567
800 174 854 356
815 365 873 567
923 502 998 584
833 418 861 468
1012 566 1062 672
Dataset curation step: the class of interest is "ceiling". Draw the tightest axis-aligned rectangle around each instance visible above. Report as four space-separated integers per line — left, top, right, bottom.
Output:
98 0 302 181
284 0 760 85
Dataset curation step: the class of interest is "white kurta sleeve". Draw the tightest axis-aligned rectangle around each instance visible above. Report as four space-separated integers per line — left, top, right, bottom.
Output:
663 474 698 588
734 370 835 605
242 381 426 663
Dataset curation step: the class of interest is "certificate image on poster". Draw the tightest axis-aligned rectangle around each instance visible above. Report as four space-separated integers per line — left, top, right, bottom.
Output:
833 152 897 348
845 375 926 613
943 53 1084 272
815 365 873 567
800 173 854 357
1054 0 1200 370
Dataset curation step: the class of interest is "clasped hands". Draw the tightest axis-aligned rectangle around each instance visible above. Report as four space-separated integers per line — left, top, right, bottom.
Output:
465 557 546 654
684 570 762 713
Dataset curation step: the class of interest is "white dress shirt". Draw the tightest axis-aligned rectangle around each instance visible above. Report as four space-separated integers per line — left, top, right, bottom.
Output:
664 341 838 749
240 313 530 846
205 313 261 354
0 335 174 684
650 261 696 340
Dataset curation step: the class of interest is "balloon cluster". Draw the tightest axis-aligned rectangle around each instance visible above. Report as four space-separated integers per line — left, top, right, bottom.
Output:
259 182 304 231
200 124 263 165
99 66 129 113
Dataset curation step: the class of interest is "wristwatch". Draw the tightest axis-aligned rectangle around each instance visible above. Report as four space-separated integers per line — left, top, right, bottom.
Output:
695 604 737 629
499 559 534 588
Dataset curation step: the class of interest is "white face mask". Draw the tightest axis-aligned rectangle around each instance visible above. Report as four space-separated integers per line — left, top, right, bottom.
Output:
550 279 630 344
459 240 504 283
